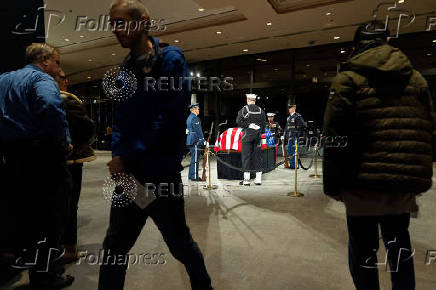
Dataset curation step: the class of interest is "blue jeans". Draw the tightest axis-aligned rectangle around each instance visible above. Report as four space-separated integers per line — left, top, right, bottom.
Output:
99 175 211 290
188 145 201 179
347 214 415 290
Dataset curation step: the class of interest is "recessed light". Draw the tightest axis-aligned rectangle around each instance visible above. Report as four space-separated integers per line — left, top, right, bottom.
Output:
398 0 404 3
433 40 436 43
334 36 341 40
196 73 200 77
216 31 222 35
88 59 93 62
266 22 272 26
306 64 311 67
340 49 346 54
261 59 267 62
190 72 194 76
198 8 204 12
111 53 116 56
87 76 91 79
256 58 262 61
79 35 85 38
64 38 70 42
326 12 332 16
174 39 180 43
274 68 279 71
243 49 248 52
427 53 433 56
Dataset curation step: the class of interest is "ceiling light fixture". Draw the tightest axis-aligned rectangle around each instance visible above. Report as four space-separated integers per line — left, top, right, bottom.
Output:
266 22 272 26
334 36 341 40
174 39 180 43
427 53 433 56
340 49 346 54
326 12 332 16
111 53 116 56
216 31 222 34
79 35 84 38
88 59 93 62
433 40 436 43
87 76 91 79
198 8 204 12
243 49 249 52
196 73 201 77
261 59 267 62
64 38 70 42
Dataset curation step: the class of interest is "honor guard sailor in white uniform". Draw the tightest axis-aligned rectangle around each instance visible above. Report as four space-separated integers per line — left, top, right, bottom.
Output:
236 94 266 185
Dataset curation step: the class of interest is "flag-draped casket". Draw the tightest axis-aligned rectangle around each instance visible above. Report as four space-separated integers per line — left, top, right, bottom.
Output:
214 128 275 152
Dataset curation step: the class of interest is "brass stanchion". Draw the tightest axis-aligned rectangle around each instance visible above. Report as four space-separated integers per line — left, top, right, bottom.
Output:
309 143 322 178
203 147 218 190
288 139 304 197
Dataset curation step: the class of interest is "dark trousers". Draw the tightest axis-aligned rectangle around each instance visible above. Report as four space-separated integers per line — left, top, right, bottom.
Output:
63 163 83 246
188 145 201 180
241 137 261 172
0 140 70 282
98 175 211 290
287 137 299 169
347 214 415 290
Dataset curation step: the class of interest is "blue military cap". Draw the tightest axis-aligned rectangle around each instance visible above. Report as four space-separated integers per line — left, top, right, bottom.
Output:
188 103 200 109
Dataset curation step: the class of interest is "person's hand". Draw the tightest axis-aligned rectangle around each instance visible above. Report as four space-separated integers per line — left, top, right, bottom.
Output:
107 156 125 175
248 123 260 130
66 144 73 158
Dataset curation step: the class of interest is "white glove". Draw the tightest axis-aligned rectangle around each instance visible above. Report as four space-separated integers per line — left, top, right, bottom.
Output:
204 141 209 146
186 129 189 135
280 136 284 140
248 123 260 130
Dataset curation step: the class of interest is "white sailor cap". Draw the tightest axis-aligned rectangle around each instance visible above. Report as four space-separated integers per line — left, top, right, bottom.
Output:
246 94 257 99
267 113 275 117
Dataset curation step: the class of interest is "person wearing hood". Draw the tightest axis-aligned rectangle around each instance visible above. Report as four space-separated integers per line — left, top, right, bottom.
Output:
99 1 212 290
323 21 435 290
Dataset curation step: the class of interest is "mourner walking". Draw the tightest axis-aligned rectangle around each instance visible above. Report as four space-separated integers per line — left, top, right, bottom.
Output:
237 94 266 186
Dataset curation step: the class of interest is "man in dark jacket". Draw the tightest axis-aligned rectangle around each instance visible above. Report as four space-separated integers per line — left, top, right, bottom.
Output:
55 69 96 264
237 94 266 185
99 1 212 289
323 21 435 290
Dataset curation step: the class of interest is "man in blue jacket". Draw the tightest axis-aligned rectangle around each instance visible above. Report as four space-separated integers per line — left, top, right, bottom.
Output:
186 103 205 181
0 43 74 289
99 1 212 289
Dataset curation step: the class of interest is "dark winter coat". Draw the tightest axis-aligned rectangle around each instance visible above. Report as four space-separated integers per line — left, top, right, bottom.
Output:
323 43 435 196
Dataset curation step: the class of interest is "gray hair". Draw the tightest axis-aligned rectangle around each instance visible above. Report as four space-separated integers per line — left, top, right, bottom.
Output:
110 0 149 19
25 43 59 64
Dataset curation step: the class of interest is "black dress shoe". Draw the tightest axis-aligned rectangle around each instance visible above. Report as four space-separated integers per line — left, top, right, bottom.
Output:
239 180 250 186
190 178 203 181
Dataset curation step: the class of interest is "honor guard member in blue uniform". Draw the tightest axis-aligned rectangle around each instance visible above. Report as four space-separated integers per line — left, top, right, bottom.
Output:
186 103 205 181
283 103 305 169
266 112 282 145
237 94 266 186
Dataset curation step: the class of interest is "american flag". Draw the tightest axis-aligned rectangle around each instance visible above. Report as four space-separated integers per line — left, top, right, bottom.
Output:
214 128 276 152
